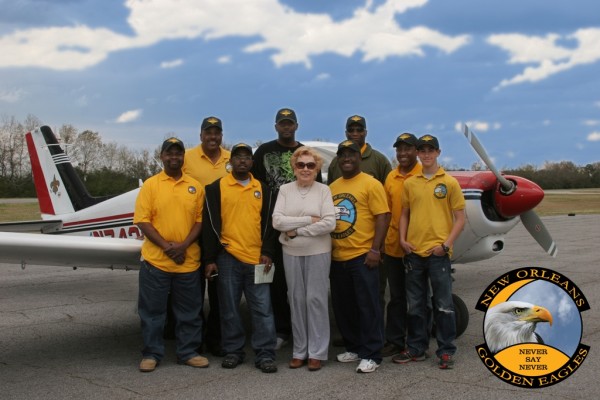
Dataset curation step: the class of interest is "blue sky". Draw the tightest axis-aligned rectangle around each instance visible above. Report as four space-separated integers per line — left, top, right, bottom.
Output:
1 0 599 168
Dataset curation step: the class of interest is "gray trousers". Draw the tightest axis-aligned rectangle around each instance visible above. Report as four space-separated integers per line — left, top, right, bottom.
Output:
282 252 331 360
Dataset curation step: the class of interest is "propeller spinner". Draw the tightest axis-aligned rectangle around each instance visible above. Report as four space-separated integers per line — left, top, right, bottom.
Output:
462 124 557 257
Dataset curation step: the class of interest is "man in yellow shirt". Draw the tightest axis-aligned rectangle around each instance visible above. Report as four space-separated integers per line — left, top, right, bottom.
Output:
397 134 465 370
381 133 422 358
202 143 279 373
330 140 390 373
183 116 231 357
133 138 207 372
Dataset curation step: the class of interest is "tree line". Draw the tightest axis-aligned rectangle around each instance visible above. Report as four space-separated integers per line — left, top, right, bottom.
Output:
1 114 599 198
0 115 161 197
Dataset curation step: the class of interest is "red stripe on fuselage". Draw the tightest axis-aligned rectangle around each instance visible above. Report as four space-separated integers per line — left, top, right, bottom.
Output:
26 132 55 215
62 213 135 227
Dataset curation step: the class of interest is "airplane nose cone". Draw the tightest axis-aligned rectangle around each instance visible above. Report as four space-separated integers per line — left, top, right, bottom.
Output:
494 176 545 218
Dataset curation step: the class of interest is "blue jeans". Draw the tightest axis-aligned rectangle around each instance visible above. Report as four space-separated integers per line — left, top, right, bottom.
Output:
217 252 276 365
405 253 456 357
330 254 383 364
383 255 407 348
138 261 204 362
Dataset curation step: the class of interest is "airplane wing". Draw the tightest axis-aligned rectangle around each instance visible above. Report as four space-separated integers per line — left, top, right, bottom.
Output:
0 232 142 269
0 219 63 233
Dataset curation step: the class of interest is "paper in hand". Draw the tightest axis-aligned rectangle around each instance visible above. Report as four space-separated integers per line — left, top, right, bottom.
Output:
254 263 275 284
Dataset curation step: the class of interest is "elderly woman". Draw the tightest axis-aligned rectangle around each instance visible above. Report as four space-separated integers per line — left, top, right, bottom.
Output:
272 146 336 371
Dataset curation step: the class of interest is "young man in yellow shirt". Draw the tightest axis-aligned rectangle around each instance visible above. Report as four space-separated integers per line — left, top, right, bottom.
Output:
381 133 422 358
397 134 465 370
133 138 207 372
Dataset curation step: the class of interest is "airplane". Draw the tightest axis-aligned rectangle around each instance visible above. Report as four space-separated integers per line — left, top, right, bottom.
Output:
0 124 557 337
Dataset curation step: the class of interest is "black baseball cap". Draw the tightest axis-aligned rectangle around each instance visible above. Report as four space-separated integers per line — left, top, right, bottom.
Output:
336 139 361 155
161 137 185 152
393 132 418 147
275 108 297 123
201 116 222 131
231 143 253 156
346 115 366 130
416 134 440 150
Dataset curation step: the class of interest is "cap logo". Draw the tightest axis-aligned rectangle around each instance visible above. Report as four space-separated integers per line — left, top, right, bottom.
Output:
207 117 219 124
167 138 179 143
341 140 354 147
422 135 434 142
400 133 411 140
350 115 362 122
280 109 293 116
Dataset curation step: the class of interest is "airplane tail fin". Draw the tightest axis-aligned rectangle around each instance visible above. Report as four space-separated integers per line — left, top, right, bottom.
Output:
26 126 110 216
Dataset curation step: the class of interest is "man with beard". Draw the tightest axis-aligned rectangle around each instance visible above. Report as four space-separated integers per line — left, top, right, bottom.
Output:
134 138 207 372
183 116 231 357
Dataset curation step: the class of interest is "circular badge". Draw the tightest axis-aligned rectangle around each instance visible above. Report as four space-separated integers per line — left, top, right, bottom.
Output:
434 183 447 199
331 193 357 239
476 267 590 388
188 186 197 194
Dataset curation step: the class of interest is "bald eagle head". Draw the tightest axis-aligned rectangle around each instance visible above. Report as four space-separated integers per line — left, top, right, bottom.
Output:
484 300 553 354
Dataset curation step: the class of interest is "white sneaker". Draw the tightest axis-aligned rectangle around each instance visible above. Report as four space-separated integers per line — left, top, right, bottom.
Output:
356 359 380 373
275 337 288 350
336 352 360 363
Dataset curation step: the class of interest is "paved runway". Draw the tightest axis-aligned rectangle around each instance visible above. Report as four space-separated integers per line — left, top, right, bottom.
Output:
1 215 598 399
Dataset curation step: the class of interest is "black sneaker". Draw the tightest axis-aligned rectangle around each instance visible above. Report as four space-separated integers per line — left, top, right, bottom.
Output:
438 354 454 369
381 342 402 357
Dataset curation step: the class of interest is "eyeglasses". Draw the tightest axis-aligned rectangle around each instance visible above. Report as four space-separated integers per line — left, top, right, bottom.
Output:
233 155 252 161
295 161 317 170
347 127 365 133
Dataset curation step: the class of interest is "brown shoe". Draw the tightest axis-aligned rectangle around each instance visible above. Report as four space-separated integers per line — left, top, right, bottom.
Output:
289 358 306 369
139 358 157 372
183 355 209 368
307 358 321 371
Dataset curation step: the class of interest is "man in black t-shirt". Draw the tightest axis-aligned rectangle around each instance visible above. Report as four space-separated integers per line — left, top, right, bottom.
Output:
251 108 322 349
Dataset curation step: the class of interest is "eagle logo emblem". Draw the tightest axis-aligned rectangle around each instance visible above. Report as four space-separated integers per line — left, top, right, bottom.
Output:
207 117 219 124
280 109 292 116
50 175 60 195
350 115 362 122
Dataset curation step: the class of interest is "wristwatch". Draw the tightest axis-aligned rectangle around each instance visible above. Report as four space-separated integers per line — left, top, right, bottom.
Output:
441 243 450 253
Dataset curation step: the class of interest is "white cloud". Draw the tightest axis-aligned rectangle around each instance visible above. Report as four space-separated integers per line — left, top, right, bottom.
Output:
0 88 26 103
217 55 232 64
315 73 330 81
583 119 600 126
115 109 143 123
160 59 183 68
0 0 470 71
587 132 600 141
488 28 600 89
455 120 501 133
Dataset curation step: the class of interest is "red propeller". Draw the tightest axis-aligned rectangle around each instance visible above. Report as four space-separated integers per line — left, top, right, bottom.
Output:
463 124 557 257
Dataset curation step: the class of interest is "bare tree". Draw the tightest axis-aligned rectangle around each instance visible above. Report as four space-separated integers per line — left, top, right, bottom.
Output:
73 130 103 181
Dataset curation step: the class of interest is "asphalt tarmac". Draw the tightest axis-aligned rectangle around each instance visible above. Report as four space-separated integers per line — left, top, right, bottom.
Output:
1 214 598 399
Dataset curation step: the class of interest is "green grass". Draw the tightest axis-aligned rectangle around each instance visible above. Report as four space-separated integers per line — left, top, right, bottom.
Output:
535 189 600 216
0 202 40 222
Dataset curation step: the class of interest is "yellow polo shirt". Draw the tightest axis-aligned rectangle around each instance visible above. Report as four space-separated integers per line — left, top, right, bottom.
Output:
401 167 465 257
133 171 204 273
384 163 422 257
183 145 231 187
330 172 389 261
220 173 264 264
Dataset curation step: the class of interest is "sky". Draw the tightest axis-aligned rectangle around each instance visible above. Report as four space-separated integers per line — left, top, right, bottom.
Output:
1 0 599 169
